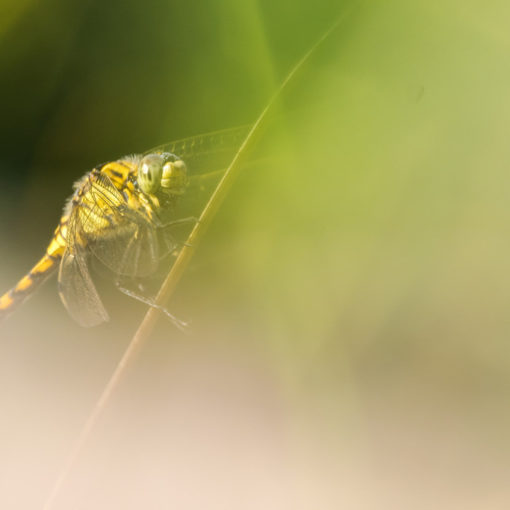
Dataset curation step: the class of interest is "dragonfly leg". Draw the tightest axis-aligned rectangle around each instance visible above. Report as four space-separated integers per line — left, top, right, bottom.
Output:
159 216 200 228
159 217 200 252
115 282 189 332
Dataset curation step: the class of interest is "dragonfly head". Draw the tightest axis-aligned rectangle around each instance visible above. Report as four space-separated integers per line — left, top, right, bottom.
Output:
138 153 187 196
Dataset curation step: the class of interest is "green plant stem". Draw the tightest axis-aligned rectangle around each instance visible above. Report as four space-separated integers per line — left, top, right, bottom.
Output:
41 7 356 509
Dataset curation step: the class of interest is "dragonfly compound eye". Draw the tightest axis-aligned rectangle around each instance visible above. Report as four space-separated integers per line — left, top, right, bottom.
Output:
161 159 187 195
139 154 164 194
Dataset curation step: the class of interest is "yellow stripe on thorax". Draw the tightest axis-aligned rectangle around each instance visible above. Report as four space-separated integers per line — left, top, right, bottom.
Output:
100 159 157 221
101 161 132 187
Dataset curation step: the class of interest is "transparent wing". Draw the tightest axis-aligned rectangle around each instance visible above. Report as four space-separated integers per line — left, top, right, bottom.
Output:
58 217 109 327
77 173 163 278
147 125 252 175
145 126 254 230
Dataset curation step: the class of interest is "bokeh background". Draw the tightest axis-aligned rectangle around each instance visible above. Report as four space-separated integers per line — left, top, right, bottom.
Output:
1 0 510 508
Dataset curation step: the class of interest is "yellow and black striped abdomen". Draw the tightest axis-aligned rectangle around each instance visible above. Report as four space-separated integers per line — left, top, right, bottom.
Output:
0 221 67 321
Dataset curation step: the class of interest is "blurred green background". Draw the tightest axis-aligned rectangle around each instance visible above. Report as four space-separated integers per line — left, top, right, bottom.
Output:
1 0 510 508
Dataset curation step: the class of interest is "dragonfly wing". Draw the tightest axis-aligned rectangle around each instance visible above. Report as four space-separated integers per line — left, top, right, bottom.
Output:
82 173 160 277
94 218 160 278
58 243 109 327
148 125 252 175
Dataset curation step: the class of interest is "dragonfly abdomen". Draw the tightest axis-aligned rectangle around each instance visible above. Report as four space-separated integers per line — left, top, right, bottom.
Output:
0 224 67 321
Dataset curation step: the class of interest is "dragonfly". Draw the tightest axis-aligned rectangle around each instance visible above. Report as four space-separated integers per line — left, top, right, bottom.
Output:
0 125 251 327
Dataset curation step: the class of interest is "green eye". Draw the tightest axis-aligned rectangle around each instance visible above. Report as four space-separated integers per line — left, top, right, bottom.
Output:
139 155 164 194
